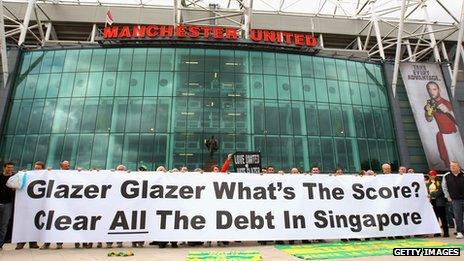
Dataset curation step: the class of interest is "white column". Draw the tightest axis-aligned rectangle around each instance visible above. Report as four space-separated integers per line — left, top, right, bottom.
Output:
0 0 8 87
18 0 36 46
421 2 441 62
451 1 464 97
391 0 407 98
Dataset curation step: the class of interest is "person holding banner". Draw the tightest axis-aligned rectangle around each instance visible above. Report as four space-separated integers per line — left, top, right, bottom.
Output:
0 161 15 250
426 170 449 237
442 161 464 239
15 161 42 250
106 165 126 248
310 166 320 174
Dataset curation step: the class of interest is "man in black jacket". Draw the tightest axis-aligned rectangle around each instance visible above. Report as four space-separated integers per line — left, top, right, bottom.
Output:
442 161 464 239
426 170 449 237
0 161 15 250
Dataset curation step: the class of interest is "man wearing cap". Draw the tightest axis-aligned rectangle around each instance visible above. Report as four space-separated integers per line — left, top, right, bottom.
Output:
426 170 449 237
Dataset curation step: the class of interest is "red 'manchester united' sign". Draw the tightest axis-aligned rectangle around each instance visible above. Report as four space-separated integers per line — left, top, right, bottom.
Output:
102 24 318 48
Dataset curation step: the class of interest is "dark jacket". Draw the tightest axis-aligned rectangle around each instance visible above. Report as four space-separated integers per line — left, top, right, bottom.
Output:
442 171 464 200
426 178 447 207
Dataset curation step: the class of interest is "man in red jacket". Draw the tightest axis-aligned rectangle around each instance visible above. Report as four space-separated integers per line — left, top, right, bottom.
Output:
424 81 464 168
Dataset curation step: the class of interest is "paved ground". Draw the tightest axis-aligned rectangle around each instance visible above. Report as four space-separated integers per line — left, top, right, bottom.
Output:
1 237 463 261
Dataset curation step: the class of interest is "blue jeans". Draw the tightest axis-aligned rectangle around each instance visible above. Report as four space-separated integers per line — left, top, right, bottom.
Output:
0 202 13 247
451 199 464 234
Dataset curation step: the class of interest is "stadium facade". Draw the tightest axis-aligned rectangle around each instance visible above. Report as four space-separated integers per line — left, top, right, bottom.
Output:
0 0 463 173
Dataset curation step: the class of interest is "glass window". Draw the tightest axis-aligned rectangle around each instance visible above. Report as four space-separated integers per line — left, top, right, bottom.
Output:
77 49 92 72
111 97 128 132
90 49 106 72
115 72 131 96
277 76 291 100
249 51 263 74
63 50 79 72
118 49 133 71
263 75 277 99
51 50 65 73
250 74 264 99
23 74 38 99
106 134 124 168
321 137 335 171
156 98 172 133
318 104 332 136
265 100 279 134
35 135 49 163
129 72 145 96
220 50 235 73
352 106 366 138
300 56 314 78
292 101 306 135
324 58 337 80
81 98 98 133
16 100 33 134
278 101 293 135
305 103 319 135
146 49 161 71
72 73 88 97
40 51 54 73
144 71 159 96
262 52 276 75
47 134 65 168
91 134 109 169
315 79 328 103
140 98 156 132
302 77 316 101
40 99 57 133
235 50 249 74
359 83 371 106
76 134 93 169
204 49 220 72
27 100 44 134
101 72 117 96
158 72 174 96
35 74 50 98
86 72 103 96
122 134 140 169
175 48 190 72
275 53 289 75
66 98 84 133
336 59 348 81
47 74 61 97
339 81 351 104
125 98 143 132
330 104 344 137
104 49 119 71
61 134 79 164
288 54 301 76
139 134 155 169
132 48 147 71
327 80 340 103
341 105 356 138
95 98 113 132
290 77 303 101
313 57 325 78
346 61 358 82
160 48 175 71
252 100 265 134
190 49 205 72
58 73 75 97
335 138 348 170
363 107 376 138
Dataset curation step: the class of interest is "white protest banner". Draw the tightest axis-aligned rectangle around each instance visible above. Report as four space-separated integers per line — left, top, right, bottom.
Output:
13 171 440 243
400 62 464 169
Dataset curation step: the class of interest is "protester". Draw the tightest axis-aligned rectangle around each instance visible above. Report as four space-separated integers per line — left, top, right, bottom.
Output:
442 161 464 239
156 166 167 172
426 170 449 237
16 161 42 250
381 163 391 174
0 161 15 250
398 166 407 175
366 170 376 176
290 168 300 174
42 160 70 249
267 166 275 174
407 168 415 173
310 166 320 174
334 168 343 176
131 165 147 248
358 170 366 176
180 166 188 172
107 165 125 248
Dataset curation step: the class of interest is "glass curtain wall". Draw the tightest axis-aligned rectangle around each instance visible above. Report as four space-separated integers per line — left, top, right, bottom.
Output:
0 48 398 172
